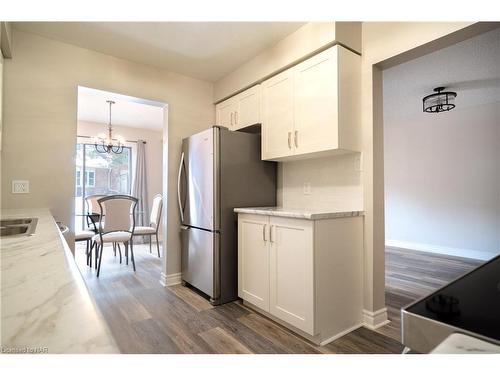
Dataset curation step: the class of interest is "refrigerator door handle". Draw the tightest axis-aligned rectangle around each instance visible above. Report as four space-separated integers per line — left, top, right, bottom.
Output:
177 151 185 222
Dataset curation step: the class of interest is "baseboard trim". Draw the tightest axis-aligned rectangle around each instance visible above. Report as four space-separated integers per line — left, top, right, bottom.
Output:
363 308 390 330
319 323 364 346
386 239 497 261
243 300 364 346
160 272 182 287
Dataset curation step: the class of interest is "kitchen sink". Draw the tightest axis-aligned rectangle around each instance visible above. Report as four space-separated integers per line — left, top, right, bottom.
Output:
0 218 38 237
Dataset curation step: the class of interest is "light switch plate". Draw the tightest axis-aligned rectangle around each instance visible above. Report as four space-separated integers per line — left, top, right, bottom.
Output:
12 180 30 194
354 153 363 172
303 182 312 195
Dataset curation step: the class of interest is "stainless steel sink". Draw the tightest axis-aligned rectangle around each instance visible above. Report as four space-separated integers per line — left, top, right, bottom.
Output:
0 218 38 237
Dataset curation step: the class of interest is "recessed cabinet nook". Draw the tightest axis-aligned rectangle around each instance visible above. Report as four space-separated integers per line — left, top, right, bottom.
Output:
221 37 364 345
215 85 261 131
215 44 361 161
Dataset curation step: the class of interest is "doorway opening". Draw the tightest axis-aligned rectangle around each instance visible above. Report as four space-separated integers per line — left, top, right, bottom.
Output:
74 85 167 279
380 28 500 341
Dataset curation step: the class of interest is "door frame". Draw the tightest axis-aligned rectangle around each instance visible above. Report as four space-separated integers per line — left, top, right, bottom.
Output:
364 22 498 328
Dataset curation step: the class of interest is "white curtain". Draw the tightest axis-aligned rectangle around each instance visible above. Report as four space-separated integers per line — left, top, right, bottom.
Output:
132 140 148 241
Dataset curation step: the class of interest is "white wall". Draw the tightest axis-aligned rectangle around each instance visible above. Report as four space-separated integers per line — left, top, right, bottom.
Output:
1 29 214 278
384 103 500 261
383 28 500 261
77 120 164 237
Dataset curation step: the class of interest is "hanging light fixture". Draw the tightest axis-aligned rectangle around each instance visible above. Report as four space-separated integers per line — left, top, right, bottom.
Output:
93 100 125 154
422 87 457 113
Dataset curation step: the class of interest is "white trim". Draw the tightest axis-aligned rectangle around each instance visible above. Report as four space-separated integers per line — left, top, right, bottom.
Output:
386 239 498 262
363 308 390 330
319 323 364 346
160 272 182 287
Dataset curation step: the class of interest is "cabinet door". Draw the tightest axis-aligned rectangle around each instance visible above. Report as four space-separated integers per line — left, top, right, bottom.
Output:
261 69 294 160
238 214 270 311
293 47 339 155
269 217 314 335
216 99 237 130
234 85 261 130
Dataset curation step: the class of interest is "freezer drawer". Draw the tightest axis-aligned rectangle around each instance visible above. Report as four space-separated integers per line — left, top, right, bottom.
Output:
181 226 219 299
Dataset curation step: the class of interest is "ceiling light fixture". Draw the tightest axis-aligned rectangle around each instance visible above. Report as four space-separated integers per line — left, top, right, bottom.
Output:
423 87 457 113
93 100 125 154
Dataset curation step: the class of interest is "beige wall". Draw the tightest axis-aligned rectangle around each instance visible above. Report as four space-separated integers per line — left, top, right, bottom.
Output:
1 29 214 278
77 120 164 238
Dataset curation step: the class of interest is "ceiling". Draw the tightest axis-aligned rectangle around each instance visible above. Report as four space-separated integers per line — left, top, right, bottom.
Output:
14 22 305 82
77 86 164 130
383 27 500 121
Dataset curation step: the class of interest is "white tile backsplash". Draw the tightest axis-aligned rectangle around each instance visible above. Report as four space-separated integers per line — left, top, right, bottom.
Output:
278 153 363 211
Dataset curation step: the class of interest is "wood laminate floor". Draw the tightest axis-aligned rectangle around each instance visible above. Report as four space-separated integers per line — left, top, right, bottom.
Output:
75 242 482 354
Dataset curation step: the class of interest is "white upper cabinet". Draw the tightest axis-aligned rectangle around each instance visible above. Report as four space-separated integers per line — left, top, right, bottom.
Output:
294 48 339 155
261 45 360 161
216 85 261 131
235 85 261 129
215 97 237 130
261 70 294 160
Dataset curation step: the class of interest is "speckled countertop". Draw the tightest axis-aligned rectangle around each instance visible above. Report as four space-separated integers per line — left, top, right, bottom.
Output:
1 208 118 353
431 333 500 354
233 207 364 220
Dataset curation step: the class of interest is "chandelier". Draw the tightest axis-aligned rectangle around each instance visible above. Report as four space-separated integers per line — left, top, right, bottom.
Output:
93 100 125 154
422 87 457 113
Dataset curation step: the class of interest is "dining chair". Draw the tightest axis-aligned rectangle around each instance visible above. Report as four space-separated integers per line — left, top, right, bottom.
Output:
84 194 106 233
75 230 95 267
93 195 138 277
133 194 163 257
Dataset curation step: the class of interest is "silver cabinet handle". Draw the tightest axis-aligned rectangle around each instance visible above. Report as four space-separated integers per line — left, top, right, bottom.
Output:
294 130 298 148
177 152 185 223
263 224 267 241
230 112 234 126
235 111 238 125
288 132 292 149
269 225 274 243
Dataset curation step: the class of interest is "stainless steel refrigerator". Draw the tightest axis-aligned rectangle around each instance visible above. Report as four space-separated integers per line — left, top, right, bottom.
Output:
177 126 276 305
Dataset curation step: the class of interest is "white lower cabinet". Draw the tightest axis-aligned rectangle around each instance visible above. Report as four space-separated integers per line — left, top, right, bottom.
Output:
238 213 363 345
238 215 269 311
269 217 314 335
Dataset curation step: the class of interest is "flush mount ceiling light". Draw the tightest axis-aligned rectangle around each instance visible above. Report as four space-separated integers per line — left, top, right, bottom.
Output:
93 100 125 154
422 87 457 113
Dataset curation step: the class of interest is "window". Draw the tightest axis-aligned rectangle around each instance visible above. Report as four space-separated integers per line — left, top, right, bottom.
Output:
76 170 81 187
74 143 132 230
75 169 93 188
86 170 95 187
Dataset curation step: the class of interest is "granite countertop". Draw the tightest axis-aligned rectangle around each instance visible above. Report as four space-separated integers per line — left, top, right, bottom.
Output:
233 207 364 220
1 208 118 353
430 333 500 354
